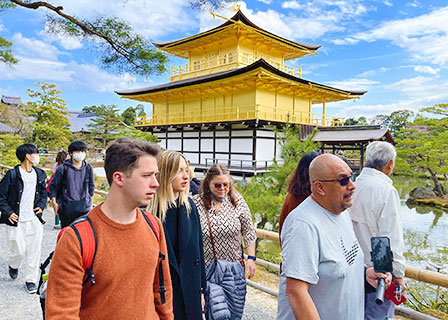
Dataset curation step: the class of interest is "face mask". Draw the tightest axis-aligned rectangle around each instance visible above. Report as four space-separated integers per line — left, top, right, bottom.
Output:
30 155 40 166
211 192 226 202
72 152 86 162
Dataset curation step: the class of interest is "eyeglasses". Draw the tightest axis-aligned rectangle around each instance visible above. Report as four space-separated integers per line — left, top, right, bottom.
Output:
315 173 355 186
214 183 229 189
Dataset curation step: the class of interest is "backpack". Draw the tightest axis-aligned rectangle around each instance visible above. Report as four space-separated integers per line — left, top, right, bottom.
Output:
38 210 167 319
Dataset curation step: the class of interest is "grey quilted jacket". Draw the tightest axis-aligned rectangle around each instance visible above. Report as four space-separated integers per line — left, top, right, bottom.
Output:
205 259 247 320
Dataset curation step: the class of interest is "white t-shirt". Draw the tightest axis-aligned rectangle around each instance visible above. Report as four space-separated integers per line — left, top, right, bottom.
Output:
278 197 365 320
18 167 37 221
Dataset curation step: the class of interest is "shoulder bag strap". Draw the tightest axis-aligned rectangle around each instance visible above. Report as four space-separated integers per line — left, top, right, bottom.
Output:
205 208 218 263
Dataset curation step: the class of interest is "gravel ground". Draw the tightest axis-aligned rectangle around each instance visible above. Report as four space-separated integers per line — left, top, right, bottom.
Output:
0 208 277 320
0 208 59 320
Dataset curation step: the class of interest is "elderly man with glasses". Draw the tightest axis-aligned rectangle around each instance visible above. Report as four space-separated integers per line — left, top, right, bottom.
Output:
278 154 390 320
349 141 406 320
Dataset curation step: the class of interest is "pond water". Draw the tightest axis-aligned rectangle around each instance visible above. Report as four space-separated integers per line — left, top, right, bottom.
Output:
393 175 448 270
258 175 448 271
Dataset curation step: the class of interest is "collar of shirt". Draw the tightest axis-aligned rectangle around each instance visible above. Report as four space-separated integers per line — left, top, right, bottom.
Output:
359 167 393 185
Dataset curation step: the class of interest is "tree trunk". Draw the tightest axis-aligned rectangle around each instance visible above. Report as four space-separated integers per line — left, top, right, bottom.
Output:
427 167 444 197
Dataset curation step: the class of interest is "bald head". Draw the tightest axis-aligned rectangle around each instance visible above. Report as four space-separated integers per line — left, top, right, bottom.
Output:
309 154 355 215
309 154 349 183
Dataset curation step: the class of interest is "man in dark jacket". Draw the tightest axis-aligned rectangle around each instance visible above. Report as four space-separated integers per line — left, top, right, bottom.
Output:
0 143 47 294
48 140 95 227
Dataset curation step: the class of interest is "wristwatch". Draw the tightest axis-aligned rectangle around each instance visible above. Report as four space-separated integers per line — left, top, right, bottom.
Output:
247 256 256 261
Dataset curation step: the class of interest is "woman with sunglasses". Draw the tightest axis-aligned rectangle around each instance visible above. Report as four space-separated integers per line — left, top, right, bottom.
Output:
192 164 257 318
278 151 320 239
148 150 206 320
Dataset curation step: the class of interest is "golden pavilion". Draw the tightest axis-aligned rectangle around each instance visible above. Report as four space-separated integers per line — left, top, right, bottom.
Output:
116 10 365 175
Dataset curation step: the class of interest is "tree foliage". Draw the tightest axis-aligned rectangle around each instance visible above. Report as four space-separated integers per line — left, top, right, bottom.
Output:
86 104 158 148
239 125 319 232
86 105 123 148
121 104 146 126
1 0 168 76
0 36 18 66
371 109 414 137
344 116 368 126
0 102 33 139
0 134 24 166
395 104 448 197
26 82 72 148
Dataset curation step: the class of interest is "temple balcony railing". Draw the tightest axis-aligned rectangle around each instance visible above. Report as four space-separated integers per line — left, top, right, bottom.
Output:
134 104 343 127
170 53 302 82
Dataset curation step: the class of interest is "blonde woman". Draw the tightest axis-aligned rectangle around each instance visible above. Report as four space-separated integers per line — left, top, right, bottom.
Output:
149 150 206 320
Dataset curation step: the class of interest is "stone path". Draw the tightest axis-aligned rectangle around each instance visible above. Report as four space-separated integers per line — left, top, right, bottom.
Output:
0 208 277 320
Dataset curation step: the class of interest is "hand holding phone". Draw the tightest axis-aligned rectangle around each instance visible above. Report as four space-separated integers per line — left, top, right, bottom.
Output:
370 237 393 305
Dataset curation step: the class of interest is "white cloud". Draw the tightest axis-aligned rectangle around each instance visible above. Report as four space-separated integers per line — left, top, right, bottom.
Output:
413 65 439 74
47 0 196 40
11 33 62 60
257 0 272 4
199 1 370 41
333 6 448 65
0 56 74 81
282 1 302 9
358 67 390 77
406 0 420 7
41 24 83 50
327 78 379 91
328 74 448 119
383 0 393 7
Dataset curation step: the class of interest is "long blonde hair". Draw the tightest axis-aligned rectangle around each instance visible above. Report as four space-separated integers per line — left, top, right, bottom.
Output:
149 150 191 221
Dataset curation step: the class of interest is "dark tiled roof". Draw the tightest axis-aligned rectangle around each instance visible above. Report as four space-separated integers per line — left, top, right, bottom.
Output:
0 121 15 134
67 111 97 133
115 59 366 97
1 95 22 105
313 125 394 144
153 10 320 52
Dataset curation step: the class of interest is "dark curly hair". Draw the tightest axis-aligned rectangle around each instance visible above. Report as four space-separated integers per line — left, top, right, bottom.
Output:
288 151 320 200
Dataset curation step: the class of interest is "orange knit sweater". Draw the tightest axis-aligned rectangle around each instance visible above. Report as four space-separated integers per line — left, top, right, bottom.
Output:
45 205 173 320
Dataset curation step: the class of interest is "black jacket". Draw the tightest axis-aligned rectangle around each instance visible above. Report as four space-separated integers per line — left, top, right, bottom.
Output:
0 165 47 226
163 198 207 320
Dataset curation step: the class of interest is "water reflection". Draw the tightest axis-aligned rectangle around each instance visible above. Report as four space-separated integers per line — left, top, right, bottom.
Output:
392 175 448 270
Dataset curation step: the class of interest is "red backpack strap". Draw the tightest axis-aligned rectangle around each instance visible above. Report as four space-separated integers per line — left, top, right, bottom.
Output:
142 211 166 304
142 212 160 241
70 216 97 286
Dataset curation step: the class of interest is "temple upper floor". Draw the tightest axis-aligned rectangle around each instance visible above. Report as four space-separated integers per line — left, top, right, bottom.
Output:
153 10 320 82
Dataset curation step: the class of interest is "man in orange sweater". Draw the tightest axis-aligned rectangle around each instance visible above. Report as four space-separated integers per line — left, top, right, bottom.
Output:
46 138 174 320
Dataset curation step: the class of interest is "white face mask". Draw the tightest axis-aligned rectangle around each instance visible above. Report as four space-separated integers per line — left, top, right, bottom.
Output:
72 152 86 162
30 155 40 166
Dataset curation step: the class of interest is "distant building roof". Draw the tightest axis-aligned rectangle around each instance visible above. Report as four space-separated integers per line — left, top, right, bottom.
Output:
67 111 97 133
1 95 22 105
0 121 16 134
313 125 394 145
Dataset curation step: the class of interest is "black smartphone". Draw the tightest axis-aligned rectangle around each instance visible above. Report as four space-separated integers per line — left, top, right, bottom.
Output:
371 236 393 305
370 236 393 273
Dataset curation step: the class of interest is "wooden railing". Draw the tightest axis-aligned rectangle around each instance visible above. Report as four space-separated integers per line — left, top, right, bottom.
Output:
134 105 344 127
254 229 448 288
170 52 302 81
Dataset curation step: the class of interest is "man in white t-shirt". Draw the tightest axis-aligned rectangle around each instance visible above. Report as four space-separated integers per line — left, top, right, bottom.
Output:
0 144 48 294
278 154 390 320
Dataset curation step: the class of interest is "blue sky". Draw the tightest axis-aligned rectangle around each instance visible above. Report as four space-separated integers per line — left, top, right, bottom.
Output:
1 0 447 120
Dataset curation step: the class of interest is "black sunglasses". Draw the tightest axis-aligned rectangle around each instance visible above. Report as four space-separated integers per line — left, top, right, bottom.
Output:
315 173 355 186
214 183 229 189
